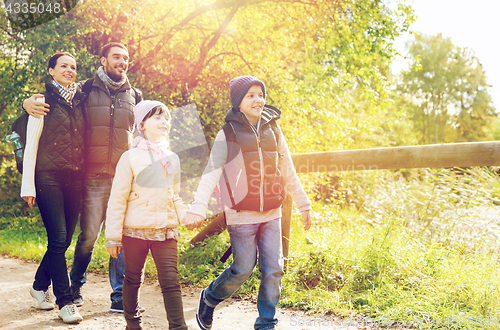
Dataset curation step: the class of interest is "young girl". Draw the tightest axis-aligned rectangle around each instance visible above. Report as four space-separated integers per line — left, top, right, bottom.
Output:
105 100 201 330
184 75 312 330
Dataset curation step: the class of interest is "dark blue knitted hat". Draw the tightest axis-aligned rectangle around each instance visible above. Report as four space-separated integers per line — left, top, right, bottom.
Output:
230 75 266 110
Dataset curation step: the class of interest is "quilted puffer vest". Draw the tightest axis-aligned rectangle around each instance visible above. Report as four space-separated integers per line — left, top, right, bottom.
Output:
222 106 285 212
83 74 141 176
35 83 86 173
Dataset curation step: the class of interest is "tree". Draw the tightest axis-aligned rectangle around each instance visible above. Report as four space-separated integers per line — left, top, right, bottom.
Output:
1 0 414 141
397 33 497 144
0 0 414 206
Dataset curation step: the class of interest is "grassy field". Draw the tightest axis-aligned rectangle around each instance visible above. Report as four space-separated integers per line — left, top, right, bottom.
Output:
1 167 500 329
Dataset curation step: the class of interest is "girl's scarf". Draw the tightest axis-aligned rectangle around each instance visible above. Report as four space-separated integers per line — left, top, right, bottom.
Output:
136 139 174 174
97 66 127 92
51 80 77 103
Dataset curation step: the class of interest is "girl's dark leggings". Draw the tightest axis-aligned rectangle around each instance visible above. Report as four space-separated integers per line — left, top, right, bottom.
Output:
121 235 187 330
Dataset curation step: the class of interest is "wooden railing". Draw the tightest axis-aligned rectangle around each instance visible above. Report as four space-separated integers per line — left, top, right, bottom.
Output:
191 141 500 262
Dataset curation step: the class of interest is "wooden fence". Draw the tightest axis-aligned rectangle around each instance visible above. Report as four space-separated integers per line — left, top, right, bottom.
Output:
191 141 500 262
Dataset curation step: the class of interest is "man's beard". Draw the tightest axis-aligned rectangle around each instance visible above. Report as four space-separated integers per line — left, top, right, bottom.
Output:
106 65 126 82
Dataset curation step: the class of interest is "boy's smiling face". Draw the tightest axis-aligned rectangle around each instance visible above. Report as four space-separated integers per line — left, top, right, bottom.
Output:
239 84 265 125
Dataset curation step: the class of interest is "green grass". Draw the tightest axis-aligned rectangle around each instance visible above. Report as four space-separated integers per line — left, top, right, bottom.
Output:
2 167 500 328
282 210 500 328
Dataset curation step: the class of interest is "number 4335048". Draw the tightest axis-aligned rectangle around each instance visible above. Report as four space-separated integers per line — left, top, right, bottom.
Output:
4 2 62 14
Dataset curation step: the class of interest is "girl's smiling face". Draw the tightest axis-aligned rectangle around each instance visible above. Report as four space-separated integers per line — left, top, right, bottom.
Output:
239 84 265 125
141 108 171 142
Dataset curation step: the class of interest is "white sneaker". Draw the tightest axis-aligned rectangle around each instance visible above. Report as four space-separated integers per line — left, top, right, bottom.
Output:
30 287 55 310
59 303 83 323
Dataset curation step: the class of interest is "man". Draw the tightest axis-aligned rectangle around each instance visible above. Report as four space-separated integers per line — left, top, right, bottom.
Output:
23 42 142 313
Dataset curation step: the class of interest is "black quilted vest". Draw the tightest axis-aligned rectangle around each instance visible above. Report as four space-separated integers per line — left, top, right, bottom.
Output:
224 106 285 212
36 83 86 173
83 74 140 176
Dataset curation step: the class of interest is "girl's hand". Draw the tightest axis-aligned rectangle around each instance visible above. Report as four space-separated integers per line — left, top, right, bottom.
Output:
301 210 312 231
107 246 121 259
183 213 205 231
22 196 35 209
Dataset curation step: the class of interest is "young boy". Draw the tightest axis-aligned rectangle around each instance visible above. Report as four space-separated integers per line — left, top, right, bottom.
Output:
184 75 312 330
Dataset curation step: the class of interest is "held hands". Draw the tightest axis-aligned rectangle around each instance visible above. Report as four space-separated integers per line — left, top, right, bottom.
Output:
22 196 35 209
107 246 121 259
24 94 50 118
301 209 312 231
183 213 205 231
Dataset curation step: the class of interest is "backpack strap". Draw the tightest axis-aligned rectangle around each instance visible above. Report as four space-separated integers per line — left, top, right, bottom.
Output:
220 122 237 210
131 86 142 105
222 122 236 161
269 120 280 146
82 77 94 96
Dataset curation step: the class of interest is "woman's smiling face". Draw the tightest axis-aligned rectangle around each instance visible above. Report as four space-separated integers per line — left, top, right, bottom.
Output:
49 55 77 87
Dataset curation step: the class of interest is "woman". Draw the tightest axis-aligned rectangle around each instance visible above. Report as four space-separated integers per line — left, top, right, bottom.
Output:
21 52 85 323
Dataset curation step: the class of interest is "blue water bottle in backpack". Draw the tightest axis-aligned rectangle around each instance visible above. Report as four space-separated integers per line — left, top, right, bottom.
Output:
6 131 24 164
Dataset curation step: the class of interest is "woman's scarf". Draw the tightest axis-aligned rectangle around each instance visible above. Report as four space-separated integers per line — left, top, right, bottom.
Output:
136 138 174 174
51 80 77 103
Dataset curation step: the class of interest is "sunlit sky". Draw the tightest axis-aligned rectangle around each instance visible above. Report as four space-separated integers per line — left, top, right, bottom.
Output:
391 0 500 110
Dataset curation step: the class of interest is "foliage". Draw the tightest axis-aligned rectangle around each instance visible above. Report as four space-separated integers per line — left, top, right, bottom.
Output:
395 33 498 144
0 0 415 251
283 168 500 328
0 0 414 202
3 168 500 328
4 1 500 326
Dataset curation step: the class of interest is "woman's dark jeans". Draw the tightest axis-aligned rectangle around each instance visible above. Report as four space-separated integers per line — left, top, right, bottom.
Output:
122 235 187 330
32 170 82 309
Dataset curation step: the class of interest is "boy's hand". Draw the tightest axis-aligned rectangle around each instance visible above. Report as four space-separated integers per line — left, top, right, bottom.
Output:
107 246 121 259
301 210 312 231
24 94 50 118
183 213 205 231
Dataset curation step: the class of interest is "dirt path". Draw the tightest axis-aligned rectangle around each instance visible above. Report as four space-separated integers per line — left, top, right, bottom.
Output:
0 256 374 330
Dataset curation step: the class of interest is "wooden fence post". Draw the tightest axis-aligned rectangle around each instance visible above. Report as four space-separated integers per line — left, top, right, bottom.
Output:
281 193 293 270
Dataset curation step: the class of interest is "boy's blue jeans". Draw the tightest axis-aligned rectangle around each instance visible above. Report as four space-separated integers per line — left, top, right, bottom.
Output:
204 218 284 330
70 173 124 304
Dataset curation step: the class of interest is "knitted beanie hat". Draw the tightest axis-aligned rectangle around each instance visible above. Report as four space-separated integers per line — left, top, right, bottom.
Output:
134 100 168 129
230 75 266 110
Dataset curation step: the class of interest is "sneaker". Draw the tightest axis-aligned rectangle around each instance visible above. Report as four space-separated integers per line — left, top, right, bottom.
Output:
58 303 83 323
30 287 55 310
71 286 84 307
196 289 214 330
110 300 145 313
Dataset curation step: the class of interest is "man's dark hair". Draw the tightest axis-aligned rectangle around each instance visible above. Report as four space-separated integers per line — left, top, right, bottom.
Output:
48 52 76 71
101 42 128 58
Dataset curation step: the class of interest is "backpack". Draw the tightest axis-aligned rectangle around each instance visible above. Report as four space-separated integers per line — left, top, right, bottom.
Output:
9 96 56 173
10 112 29 173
